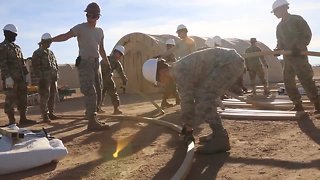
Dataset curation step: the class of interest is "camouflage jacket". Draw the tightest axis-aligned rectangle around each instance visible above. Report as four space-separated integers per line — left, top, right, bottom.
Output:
245 45 267 70
32 48 58 80
0 40 27 80
171 48 243 121
100 55 127 84
276 14 311 51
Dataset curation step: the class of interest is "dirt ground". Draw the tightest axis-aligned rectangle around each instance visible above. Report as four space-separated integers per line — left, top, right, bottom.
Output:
0 86 320 180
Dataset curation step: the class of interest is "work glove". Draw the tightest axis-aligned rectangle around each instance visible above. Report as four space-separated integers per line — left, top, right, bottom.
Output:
291 45 301 57
5 76 14 88
180 125 195 147
153 55 161 59
273 48 281 57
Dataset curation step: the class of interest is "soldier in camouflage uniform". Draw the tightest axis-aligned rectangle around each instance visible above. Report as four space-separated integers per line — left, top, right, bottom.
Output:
245 38 269 95
160 39 181 108
100 45 127 115
272 0 320 112
143 47 244 154
0 24 36 125
32 33 59 123
43 2 111 131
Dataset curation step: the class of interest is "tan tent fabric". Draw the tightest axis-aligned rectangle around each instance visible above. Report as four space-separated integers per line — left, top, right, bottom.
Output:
112 33 283 93
57 64 80 88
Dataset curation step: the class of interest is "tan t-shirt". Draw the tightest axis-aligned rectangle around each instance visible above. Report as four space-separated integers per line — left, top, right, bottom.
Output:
175 37 196 59
71 22 104 59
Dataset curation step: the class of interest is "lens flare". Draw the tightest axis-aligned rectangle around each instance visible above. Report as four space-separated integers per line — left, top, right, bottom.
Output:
113 151 119 158
113 134 135 158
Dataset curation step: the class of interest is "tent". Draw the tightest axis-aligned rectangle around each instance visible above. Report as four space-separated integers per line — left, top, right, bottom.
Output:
112 32 283 93
57 64 80 88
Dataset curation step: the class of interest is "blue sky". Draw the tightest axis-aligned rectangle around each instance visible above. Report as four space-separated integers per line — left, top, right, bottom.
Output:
1 0 320 65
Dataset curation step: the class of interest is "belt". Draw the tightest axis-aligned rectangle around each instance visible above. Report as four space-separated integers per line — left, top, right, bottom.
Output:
81 56 99 60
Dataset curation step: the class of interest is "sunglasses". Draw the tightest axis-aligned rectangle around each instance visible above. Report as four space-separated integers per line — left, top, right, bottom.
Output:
86 13 100 19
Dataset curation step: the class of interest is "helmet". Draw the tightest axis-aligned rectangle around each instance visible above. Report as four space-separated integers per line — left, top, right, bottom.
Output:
142 59 158 84
3 24 18 34
250 38 257 43
114 45 125 55
41 33 52 40
212 36 222 46
176 24 187 33
271 0 289 13
85 2 101 14
165 39 175 46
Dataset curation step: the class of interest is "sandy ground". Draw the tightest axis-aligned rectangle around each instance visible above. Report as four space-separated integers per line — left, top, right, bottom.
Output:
0 85 320 179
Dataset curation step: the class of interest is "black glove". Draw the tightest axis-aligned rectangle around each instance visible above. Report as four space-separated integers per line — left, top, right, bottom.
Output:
75 56 81 67
291 45 301 57
273 49 281 57
180 126 195 146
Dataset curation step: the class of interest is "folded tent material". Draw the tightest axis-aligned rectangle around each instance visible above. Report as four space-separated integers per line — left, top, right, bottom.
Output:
0 125 68 175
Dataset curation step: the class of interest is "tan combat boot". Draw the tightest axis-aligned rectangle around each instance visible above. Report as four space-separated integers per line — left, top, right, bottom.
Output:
197 129 231 154
113 106 123 115
7 113 16 125
42 113 51 123
19 112 37 125
87 115 109 131
199 133 213 143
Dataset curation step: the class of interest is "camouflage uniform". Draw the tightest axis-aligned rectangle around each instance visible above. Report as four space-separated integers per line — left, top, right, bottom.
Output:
31 48 58 119
71 22 104 119
171 48 244 131
0 40 29 124
100 55 127 108
78 57 101 117
276 14 319 105
95 66 103 111
245 44 268 93
162 53 180 106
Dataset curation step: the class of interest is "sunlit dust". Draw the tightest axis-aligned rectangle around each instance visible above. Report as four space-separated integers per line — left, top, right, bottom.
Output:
113 134 136 158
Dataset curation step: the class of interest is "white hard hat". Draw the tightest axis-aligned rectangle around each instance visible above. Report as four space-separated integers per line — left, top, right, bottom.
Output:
165 39 176 46
213 36 222 46
41 33 52 40
176 24 187 32
271 0 289 13
142 59 158 84
3 24 18 34
114 45 125 55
